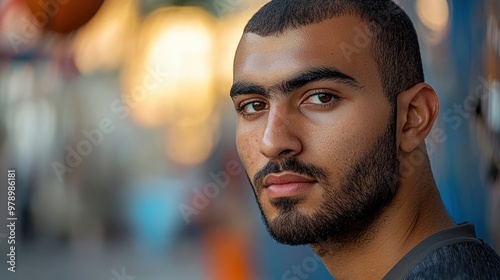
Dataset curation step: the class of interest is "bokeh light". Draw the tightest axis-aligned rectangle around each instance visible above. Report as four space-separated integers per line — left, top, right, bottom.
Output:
416 0 450 44
122 7 216 129
72 0 139 74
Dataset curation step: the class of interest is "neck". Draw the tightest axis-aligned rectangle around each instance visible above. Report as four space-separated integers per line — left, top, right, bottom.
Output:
311 155 455 280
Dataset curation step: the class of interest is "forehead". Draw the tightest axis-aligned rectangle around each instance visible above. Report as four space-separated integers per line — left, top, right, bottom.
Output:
234 15 381 90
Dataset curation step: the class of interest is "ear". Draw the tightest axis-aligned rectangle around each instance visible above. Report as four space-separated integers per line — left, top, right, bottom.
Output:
397 83 439 153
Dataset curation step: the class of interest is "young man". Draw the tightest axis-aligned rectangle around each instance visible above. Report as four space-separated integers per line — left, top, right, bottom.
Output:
230 0 500 279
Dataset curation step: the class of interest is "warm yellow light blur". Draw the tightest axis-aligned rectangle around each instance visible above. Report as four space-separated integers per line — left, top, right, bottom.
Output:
73 0 139 74
165 113 221 166
122 7 217 128
215 10 256 96
122 7 220 165
416 0 449 33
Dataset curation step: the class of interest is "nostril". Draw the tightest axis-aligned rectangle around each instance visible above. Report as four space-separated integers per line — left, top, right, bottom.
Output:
279 149 294 157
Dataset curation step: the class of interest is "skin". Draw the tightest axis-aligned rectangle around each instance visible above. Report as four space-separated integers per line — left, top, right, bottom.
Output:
231 15 455 279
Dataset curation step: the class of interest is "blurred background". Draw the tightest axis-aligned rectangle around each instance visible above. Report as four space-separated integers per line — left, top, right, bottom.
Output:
0 0 498 279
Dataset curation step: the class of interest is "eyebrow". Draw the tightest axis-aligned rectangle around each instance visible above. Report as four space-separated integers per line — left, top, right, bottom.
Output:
230 67 363 98
230 83 268 98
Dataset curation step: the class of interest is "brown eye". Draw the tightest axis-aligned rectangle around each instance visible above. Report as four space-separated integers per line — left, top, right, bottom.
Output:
305 93 337 105
242 101 269 114
252 102 267 111
318 93 333 103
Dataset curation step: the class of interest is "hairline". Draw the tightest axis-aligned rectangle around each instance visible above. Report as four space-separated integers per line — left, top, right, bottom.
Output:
242 12 392 101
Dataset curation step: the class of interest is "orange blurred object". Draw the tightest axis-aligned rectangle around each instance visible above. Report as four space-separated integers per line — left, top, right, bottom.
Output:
24 0 104 33
203 229 255 280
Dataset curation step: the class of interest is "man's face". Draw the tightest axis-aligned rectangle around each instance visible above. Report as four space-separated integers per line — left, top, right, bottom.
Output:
231 16 400 245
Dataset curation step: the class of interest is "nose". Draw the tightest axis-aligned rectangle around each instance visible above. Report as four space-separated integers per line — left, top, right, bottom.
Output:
259 105 302 160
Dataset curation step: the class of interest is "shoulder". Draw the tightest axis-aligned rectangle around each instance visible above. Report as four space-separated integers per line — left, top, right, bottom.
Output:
384 223 500 280
405 241 500 280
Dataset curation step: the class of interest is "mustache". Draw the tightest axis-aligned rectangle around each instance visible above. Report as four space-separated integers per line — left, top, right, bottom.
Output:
253 157 329 189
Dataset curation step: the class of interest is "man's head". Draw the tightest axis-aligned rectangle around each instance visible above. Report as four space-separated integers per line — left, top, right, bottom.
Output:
244 0 424 104
231 0 438 246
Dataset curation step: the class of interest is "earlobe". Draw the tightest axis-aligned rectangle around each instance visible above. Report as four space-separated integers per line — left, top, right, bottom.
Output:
398 83 439 153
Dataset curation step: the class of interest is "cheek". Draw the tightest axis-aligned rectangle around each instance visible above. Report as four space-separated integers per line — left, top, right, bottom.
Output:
305 99 389 174
306 123 363 182
236 128 260 176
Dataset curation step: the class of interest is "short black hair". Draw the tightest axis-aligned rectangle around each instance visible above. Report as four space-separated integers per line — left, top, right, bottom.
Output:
244 0 424 103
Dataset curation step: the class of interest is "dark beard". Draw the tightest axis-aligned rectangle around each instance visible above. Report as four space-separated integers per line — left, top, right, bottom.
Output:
250 109 400 246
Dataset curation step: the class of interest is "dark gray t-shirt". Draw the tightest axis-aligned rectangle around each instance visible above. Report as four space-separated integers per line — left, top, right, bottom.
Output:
383 223 500 280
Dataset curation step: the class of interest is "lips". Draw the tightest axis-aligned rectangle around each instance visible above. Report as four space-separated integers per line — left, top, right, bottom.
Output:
263 172 317 198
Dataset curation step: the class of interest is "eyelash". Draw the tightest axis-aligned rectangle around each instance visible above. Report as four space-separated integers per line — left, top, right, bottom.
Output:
235 92 340 116
304 91 340 107
236 99 265 115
